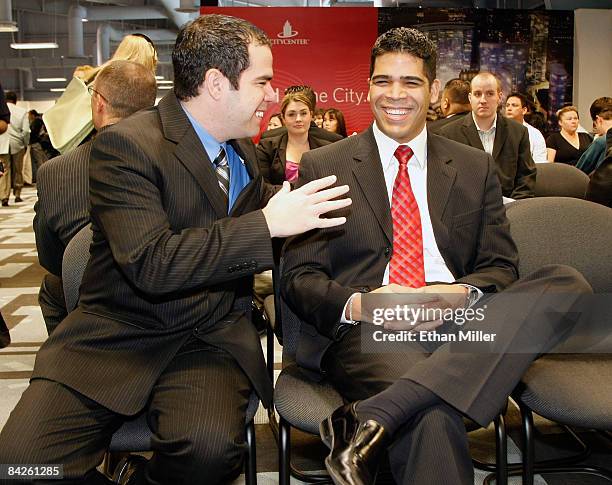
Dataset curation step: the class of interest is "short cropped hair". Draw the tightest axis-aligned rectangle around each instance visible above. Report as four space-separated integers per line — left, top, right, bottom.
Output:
370 27 437 85
280 92 315 117
507 92 529 108
94 60 157 119
173 14 270 100
444 79 470 104
590 97 612 121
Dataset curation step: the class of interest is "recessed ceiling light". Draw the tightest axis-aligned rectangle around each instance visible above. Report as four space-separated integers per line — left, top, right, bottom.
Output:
157 80 173 84
155 75 164 80
37 77 67 82
158 85 173 90
50 88 66 92
11 42 59 50
0 22 18 32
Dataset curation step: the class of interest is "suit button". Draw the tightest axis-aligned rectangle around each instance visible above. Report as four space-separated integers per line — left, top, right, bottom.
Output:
384 247 391 258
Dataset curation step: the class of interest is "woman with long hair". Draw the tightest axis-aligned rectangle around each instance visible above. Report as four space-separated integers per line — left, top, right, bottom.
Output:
323 108 348 138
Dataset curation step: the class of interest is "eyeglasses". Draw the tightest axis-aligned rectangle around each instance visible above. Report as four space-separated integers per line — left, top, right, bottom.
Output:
87 85 108 103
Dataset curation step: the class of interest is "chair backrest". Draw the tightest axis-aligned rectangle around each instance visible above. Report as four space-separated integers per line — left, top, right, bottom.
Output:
585 156 612 208
505 197 612 293
534 163 589 199
62 224 93 312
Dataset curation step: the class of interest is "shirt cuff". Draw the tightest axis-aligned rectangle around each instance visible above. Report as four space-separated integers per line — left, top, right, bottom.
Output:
457 283 484 308
339 292 360 323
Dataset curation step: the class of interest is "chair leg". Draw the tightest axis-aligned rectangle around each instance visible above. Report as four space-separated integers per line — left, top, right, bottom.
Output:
245 420 257 485
279 417 291 485
494 414 508 485
520 403 535 485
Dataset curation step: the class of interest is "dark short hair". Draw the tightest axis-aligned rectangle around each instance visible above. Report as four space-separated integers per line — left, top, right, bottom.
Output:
507 92 529 108
172 14 270 100
5 91 16 103
444 79 470 104
590 97 612 121
370 27 437 85
94 60 157 119
285 85 317 110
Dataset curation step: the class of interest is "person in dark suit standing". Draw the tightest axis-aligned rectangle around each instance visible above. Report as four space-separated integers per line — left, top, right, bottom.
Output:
0 14 350 485
427 78 471 133
282 28 590 485
33 60 158 336
439 72 536 199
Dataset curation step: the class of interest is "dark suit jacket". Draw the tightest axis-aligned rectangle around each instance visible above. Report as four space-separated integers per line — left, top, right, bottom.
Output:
32 93 276 413
281 126 518 372
427 111 470 134
256 129 340 185
439 114 536 199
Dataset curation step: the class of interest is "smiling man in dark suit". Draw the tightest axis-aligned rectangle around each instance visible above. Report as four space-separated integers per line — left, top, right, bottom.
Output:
34 60 158 336
282 28 589 485
0 14 351 485
439 72 536 199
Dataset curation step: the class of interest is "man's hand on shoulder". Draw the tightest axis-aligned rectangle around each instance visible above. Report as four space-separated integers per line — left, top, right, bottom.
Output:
262 176 351 238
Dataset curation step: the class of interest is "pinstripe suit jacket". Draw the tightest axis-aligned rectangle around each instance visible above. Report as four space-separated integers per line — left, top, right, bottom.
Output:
281 125 519 373
32 93 276 413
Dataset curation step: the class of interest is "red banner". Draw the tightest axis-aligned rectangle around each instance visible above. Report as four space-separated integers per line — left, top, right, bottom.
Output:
200 7 378 135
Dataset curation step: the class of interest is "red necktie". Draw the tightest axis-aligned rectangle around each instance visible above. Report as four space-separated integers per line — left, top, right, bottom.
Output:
389 145 425 288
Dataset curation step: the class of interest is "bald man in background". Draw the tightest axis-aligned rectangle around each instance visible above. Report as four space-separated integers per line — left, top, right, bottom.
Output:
439 72 536 199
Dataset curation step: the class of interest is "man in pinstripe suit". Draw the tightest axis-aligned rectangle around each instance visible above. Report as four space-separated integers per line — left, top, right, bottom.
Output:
34 60 158 336
0 14 350 484
282 28 590 485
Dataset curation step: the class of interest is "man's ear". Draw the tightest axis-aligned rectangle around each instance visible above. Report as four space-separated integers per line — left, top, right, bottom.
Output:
203 68 228 100
429 79 441 105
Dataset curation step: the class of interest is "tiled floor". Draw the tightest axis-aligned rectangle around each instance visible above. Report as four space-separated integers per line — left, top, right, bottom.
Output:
1 186 610 484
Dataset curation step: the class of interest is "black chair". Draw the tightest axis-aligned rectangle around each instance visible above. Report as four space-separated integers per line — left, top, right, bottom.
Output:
534 163 589 198
504 197 612 484
62 224 259 484
585 156 612 207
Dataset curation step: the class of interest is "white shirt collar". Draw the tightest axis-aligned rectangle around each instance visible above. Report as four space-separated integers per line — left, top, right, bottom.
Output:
372 121 428 171
472 112 497 133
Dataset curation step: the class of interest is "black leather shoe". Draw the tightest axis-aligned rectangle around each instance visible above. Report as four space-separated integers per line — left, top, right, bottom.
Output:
111 455 148 485
320 402 388 485
1 199 8 207
14 197 23 203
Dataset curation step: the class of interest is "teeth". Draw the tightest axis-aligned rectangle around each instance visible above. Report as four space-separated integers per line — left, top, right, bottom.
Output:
385 108 409 115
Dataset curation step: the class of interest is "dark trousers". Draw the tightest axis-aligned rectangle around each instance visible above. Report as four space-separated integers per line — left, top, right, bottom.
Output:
0 340 252 485
38 274 67 336
323 264 592 485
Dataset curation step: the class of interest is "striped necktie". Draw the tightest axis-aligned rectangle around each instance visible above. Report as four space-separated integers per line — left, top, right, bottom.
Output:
213 146 230 206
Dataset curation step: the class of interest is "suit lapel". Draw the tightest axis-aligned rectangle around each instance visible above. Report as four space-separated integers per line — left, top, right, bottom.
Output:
462 114 485 152
426 134 456 250
351 126 393 244
492 115 506 161
228 138 259 216
159 94 229 219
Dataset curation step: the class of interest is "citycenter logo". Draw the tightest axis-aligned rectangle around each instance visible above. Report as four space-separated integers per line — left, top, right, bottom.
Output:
271 20 310 46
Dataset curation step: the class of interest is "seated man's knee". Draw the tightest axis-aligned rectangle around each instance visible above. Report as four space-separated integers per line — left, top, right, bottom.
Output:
531 264 592 293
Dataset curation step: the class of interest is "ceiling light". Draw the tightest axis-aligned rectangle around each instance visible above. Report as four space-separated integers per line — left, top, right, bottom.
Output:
158 85 173 90
157 80 173 84
155 75 164 80
50 88 66 92
11 42 59 50
37 77 67 82
0 22 18 33
82 18 88 22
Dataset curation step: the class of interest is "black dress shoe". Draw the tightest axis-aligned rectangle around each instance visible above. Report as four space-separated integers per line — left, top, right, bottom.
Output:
111 455 148 485
14 197 23 203
320 403 388 485
1 199 8 207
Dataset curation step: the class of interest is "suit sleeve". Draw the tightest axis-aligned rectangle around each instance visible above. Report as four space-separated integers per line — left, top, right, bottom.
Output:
455 154 519 291
89 129 274 297
280 153 355 340
33 166 65 276
256 139 274 184
510 126 536 199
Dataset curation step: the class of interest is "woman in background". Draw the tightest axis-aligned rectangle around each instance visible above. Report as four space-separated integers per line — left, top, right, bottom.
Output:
44 34 158 154
546 106 592 165
313 108 325 129
267 113 283 131
257 91 336 185
323 107 348 138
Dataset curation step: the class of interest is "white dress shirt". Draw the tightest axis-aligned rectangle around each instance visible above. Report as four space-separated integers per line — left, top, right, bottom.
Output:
473 112 497 156
523 121 548 163
0 103 30 154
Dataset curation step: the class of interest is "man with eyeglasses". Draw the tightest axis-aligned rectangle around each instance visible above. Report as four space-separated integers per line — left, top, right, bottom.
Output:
33 59 158 336
439 72 536 199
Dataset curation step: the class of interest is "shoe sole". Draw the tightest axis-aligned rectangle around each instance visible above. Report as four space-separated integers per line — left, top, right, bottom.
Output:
319 416 334 449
